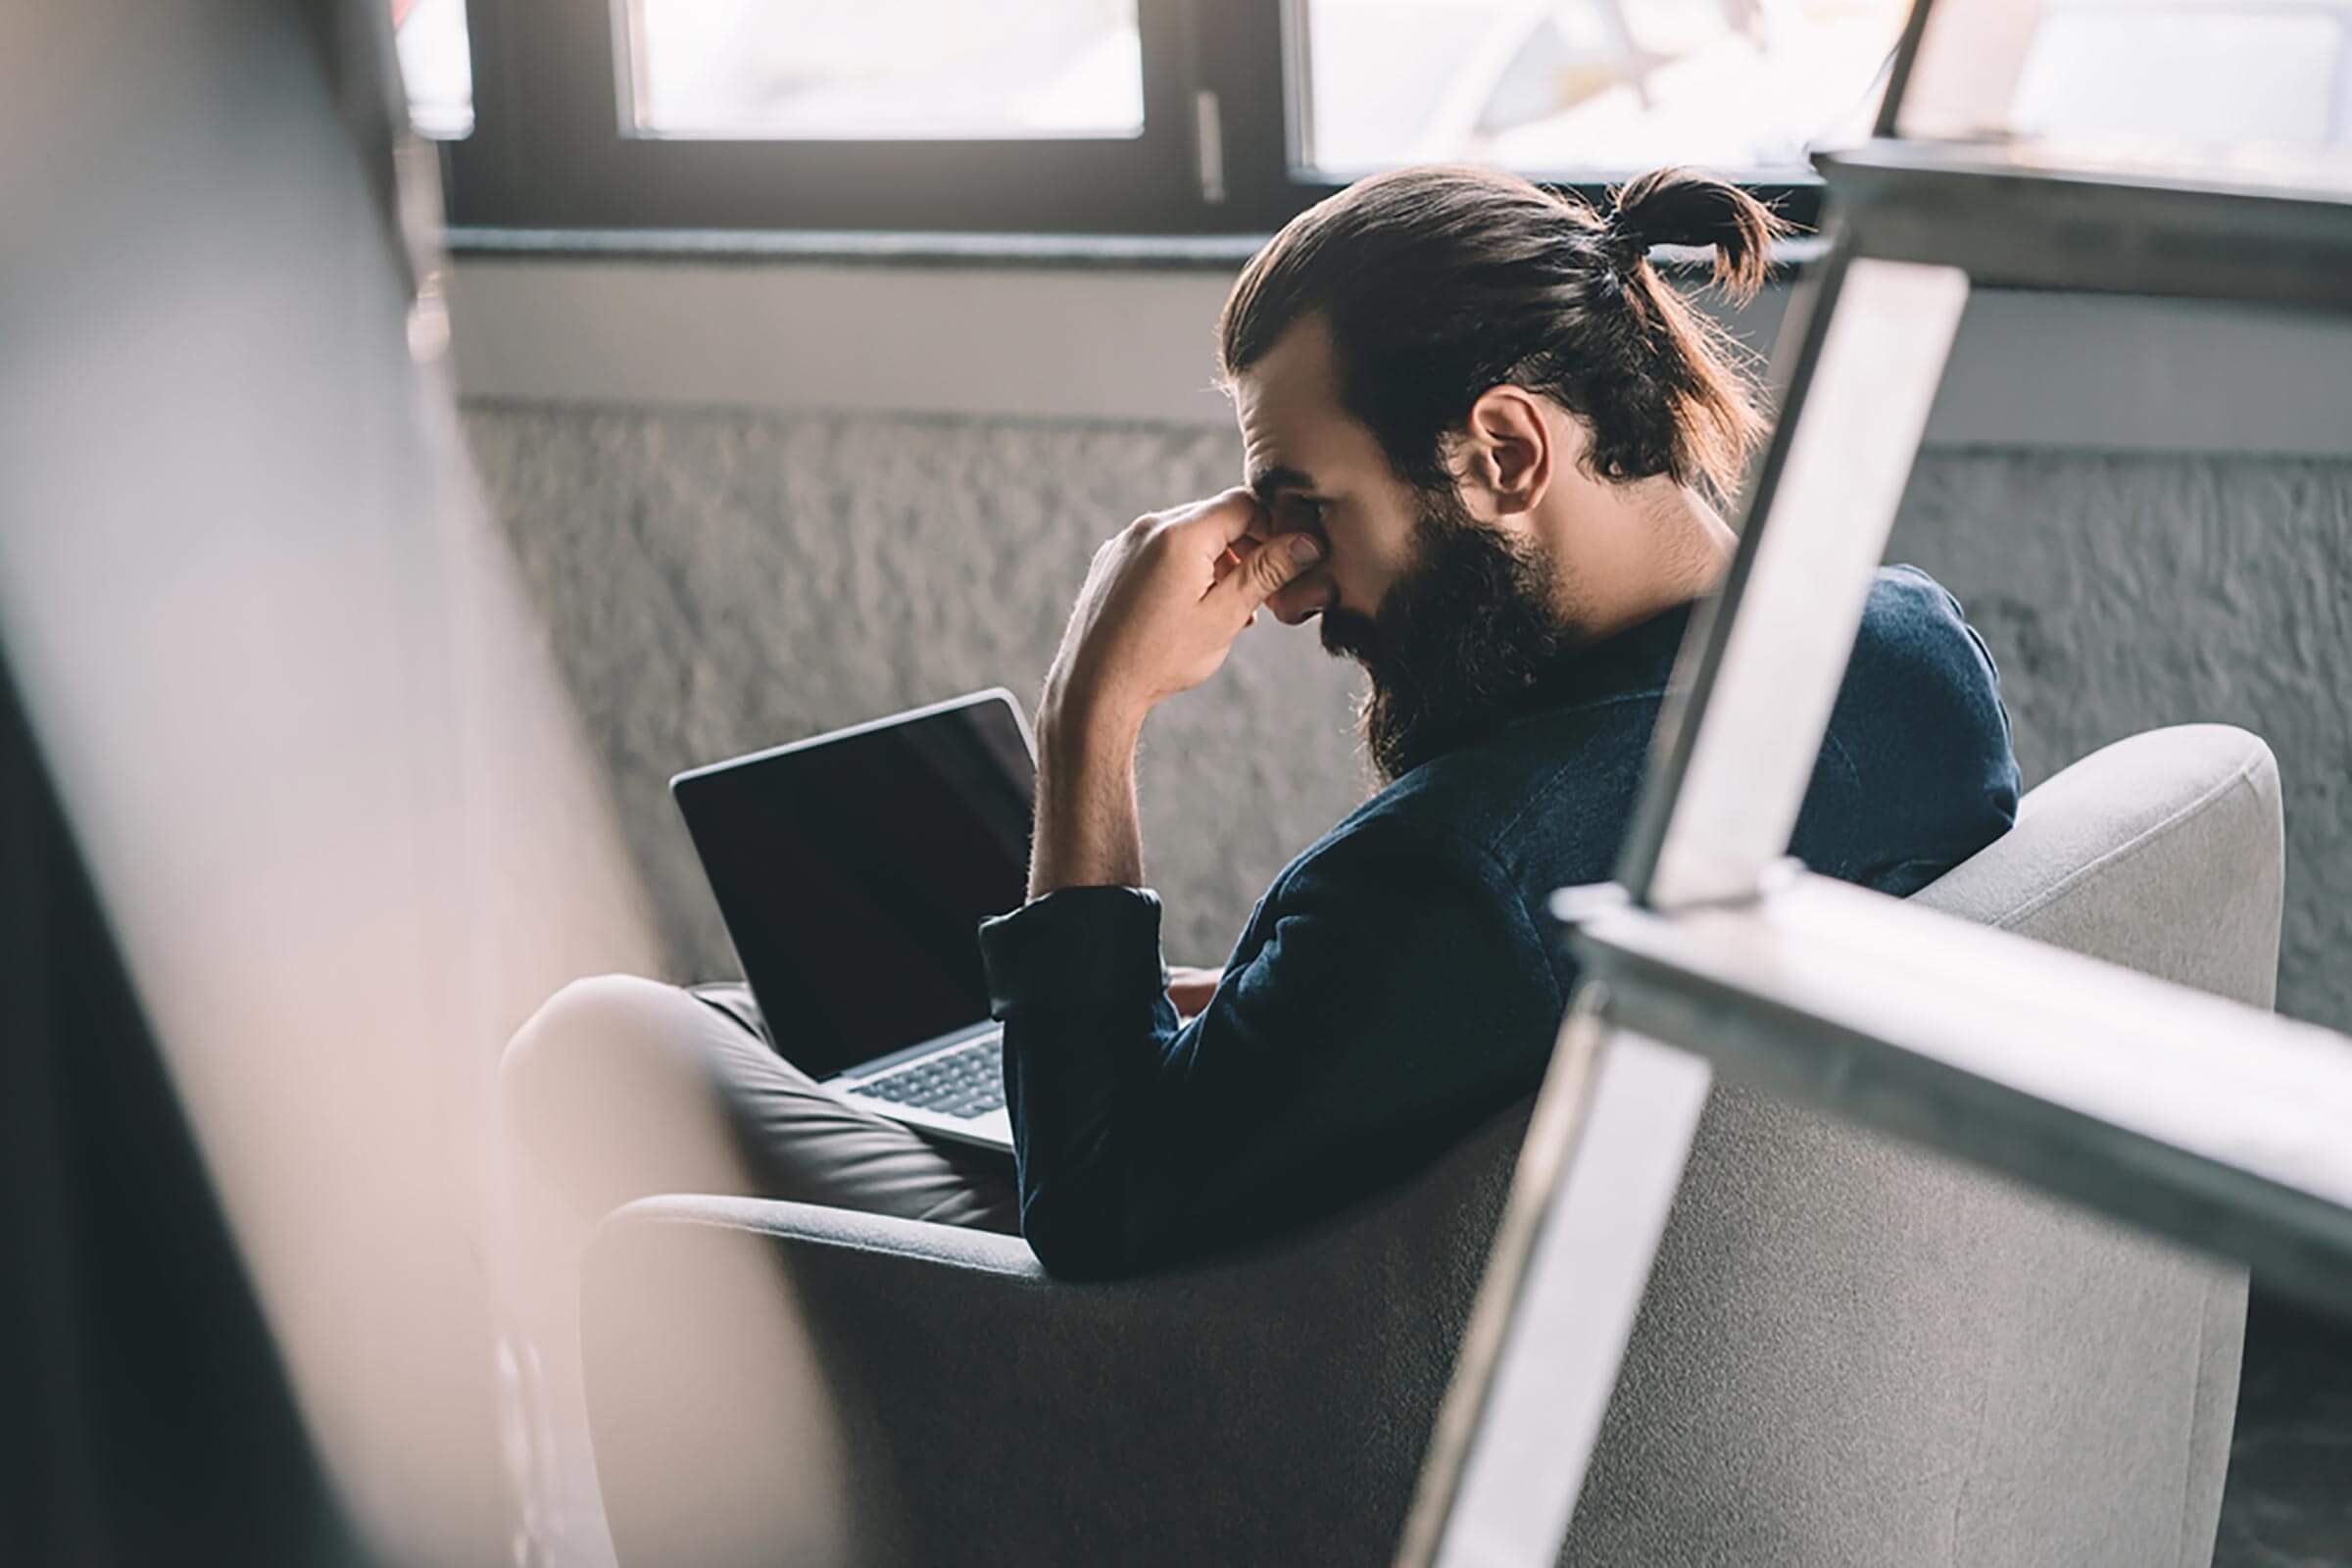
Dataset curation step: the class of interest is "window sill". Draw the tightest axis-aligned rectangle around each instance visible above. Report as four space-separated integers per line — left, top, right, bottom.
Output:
443 225 1833 278
445 226 1270 272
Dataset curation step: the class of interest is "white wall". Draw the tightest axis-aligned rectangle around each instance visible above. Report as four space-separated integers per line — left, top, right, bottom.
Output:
449 258 2352 457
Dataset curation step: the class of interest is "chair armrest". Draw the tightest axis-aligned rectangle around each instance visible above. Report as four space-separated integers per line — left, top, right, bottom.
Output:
613 1191 1045 1278
582 1194 1050 1568
582 1115 1526 1568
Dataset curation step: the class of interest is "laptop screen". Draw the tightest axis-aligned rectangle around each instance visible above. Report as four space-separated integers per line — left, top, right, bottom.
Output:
672 693 1035 1080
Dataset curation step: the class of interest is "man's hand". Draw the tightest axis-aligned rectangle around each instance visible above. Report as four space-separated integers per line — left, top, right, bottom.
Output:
1027 491 1323 900
1041 489 1324 736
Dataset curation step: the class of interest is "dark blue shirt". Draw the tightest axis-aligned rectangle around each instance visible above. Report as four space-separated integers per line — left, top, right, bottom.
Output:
978 565 2021 1279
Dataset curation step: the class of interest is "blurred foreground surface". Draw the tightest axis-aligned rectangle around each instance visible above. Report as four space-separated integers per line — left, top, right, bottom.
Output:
1 0 656 1560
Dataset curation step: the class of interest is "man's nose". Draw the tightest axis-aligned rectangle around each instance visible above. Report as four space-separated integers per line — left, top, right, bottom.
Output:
1266 570 1335 626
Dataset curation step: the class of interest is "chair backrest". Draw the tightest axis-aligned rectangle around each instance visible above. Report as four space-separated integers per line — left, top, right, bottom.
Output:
1556 722 2279 1567
1909 722 2281 1005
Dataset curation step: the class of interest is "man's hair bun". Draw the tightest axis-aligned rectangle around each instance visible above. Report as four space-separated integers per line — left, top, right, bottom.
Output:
1605 168 1788 300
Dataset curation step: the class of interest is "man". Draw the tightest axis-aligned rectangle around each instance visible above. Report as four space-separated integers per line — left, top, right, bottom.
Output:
503 165 2019 1294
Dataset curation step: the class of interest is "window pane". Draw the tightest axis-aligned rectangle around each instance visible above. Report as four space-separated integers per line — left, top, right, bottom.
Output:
2016 7 2342 145
393 0 473 140
1297 0 1910 178
1903 0 2352 184
624 0 1145 139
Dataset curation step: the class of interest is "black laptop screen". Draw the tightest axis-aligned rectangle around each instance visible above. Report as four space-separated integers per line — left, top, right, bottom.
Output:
673 696 1035 1081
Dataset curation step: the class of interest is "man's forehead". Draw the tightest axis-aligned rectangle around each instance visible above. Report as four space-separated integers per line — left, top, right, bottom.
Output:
1234 397 1301 501
1233 314 1341 492
1235 313 1339 415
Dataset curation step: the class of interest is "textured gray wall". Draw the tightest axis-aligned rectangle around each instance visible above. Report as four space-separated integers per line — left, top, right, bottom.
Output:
466 406 1369 979
465 404 2352 1032
1888 451 2352 1031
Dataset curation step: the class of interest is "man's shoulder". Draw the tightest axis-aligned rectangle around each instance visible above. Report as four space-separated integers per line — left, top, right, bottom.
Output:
1837 565 2012 754
1849 564 1997 687
1296 694 1666 890
1279 567 2014 906
1808 564 2021 889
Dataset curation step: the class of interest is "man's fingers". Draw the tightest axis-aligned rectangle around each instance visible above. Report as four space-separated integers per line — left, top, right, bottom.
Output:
1212 529 1323 620
1213 488 1265 545
1164 487 1264 548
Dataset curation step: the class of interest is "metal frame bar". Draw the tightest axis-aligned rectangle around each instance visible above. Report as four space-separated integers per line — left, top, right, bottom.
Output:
1569 873 2352 1308
1870 0 1942 139
1617 250 1972 906
1823 142 2352 312
1610 242 1850 902
1396 996 1712 1568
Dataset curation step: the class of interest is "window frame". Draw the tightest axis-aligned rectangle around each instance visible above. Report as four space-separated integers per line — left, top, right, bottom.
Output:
439 0 1829 238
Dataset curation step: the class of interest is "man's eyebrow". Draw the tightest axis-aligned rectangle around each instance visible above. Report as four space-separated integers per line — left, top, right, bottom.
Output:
1248 466 1316 506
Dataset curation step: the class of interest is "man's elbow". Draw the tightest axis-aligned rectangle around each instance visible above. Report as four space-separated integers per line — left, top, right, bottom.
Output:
1018 1188 1148 1282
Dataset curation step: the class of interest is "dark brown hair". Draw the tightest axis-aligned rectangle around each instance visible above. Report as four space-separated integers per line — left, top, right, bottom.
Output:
1218 165 1790 499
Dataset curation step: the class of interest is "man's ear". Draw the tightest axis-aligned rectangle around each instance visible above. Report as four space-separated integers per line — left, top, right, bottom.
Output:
1459 385 1556 525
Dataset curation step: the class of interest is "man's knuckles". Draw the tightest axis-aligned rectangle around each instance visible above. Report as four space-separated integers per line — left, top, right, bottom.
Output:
1251 540 1303 593
1171 488 1259 537
1100 492 1265 582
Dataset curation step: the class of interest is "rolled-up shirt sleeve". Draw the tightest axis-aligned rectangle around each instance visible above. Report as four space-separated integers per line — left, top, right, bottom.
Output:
977 818 1561 1280
980 884 1169 1017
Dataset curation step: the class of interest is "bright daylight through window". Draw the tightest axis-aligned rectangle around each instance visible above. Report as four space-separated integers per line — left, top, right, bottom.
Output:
393 0 471 139
1907 0 2352 179
1296 0 1908 177
621 0 1146 138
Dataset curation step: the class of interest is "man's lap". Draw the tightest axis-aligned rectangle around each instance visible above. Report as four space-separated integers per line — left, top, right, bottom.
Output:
501 974 1018 1237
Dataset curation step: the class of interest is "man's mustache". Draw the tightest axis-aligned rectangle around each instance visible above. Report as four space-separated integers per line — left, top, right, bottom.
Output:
1318 605 1380 663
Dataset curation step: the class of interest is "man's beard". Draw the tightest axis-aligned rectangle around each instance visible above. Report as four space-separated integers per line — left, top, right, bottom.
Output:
1319 490 1588 784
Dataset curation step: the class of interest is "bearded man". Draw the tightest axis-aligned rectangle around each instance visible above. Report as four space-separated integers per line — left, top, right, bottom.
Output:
502 165 2019 1291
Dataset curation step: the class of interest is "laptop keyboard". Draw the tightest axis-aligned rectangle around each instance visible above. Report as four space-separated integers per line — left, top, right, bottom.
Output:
850 1034 1004 1120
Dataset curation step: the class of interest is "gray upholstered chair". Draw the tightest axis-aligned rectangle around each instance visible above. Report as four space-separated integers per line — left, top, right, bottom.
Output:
581 723 2281 1567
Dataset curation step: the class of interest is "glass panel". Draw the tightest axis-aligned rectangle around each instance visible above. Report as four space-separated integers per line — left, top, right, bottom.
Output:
393 0 473 140
1296 0 1912 178
624 0 1145 139
1900 0 2352 184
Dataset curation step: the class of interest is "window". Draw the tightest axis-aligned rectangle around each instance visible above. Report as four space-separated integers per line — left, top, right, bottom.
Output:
394 0 473 139
622 1 1146 139
426 0 1883 235
1908 0 2352 175
1295 0 1906 180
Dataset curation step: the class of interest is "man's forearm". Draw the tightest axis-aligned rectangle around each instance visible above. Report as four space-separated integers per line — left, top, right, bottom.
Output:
1027 691 1148 898
1018 492 1315 899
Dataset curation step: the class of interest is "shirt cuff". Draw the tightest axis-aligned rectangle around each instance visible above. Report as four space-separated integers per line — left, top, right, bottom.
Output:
978 886 1168 1019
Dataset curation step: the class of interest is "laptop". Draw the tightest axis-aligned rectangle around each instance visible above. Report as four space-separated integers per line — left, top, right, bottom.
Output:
669 689 1035 1153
